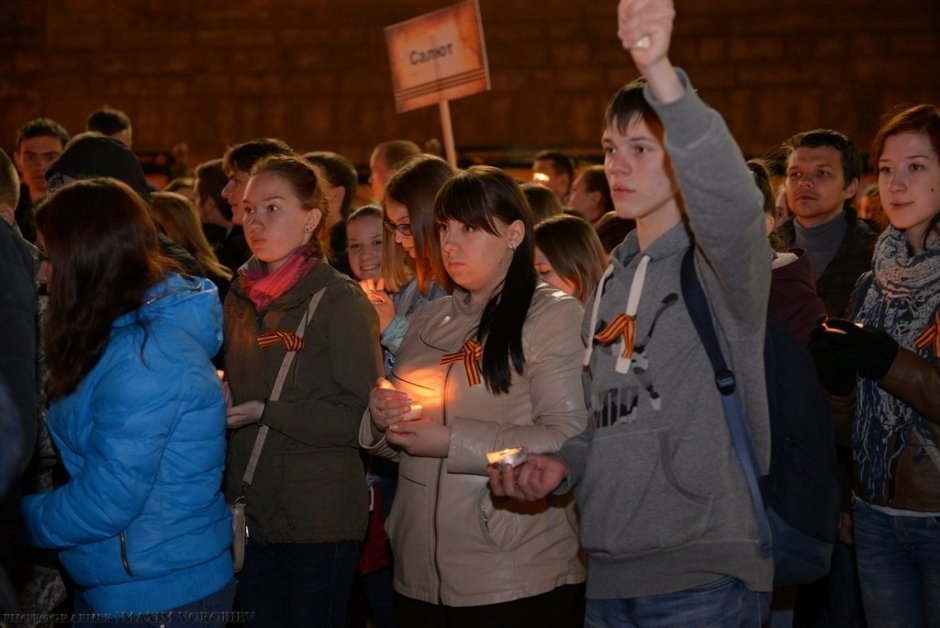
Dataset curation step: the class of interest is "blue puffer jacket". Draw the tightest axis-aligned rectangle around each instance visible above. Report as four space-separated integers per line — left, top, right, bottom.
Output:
22 273 233 613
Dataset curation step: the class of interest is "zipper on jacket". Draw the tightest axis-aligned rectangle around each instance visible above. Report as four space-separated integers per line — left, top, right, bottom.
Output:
119 531 134 577
432 361 455 604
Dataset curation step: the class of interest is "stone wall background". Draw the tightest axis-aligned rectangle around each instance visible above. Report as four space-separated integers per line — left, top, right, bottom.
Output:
1 0 938 171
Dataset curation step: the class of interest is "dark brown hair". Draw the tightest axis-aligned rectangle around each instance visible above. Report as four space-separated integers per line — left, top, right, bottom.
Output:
435 166 536 394
37 178 174 399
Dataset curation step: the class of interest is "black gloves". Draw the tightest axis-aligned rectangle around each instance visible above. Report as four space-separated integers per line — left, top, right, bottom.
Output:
809 324 857 396
809 318 899 395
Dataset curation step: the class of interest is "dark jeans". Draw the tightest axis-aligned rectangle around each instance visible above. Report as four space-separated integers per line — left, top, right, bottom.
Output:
584 577 769 628
394 583 584 628
853 499 940 628
235 539 358 628
73 578 235 628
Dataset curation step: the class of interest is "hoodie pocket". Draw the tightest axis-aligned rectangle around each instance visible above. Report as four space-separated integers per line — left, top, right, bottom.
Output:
577 428 712 557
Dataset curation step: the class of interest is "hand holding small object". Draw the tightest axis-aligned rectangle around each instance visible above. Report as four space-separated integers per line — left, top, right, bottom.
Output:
359 278 396 332
617 0 675 68
387 417 451 458
368 378 413 432
810 318 898 381
487 453 569 502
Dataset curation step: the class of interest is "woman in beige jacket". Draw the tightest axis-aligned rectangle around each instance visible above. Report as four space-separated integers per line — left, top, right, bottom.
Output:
360 166 587 626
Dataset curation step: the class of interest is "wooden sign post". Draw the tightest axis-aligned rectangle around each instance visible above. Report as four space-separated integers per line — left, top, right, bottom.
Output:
385 0 490 167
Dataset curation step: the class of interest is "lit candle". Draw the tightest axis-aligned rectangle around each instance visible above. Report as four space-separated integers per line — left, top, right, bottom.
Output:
486 446 527 467
400 402 423 421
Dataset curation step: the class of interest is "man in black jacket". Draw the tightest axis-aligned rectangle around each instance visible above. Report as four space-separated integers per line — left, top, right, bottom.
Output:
773 129 877 318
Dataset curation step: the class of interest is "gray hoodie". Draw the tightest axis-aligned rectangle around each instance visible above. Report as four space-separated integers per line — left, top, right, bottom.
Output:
559 70 774 599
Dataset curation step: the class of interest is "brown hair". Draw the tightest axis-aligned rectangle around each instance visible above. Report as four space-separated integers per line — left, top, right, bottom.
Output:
579 165 614 214
520 182 564 224
36 178 175 399
382 155 454 294
0 148 20 208
534 214 607 303
151 191 232 281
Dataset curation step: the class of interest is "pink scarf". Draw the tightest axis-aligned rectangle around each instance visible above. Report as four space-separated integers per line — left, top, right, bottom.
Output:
239 241 320 311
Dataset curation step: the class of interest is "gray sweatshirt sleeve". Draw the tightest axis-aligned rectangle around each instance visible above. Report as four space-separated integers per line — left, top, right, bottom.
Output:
645 69 771 333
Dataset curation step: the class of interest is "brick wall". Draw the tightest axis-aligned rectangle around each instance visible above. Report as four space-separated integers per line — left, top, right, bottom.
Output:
1 0 938 171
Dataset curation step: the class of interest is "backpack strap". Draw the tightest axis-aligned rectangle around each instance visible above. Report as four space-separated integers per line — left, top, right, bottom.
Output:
680 247 772 556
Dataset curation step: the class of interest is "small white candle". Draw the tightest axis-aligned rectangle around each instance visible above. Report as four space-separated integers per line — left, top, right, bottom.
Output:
486 447 527 467
400 402 423 421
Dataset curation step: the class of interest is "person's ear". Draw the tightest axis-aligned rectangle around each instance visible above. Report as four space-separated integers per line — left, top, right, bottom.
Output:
588 190 602 209
507 219 525 249
764 212 775 237
0 202 14 227
843 177 859 201
304 208 323 235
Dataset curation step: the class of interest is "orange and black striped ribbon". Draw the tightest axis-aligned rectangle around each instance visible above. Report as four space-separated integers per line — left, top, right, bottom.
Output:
914 310 940 356
594 313 636 359
257 330 304 352
440 339 483 387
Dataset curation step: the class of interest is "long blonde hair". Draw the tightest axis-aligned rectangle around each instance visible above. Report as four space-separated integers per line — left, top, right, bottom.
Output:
151 191 233 280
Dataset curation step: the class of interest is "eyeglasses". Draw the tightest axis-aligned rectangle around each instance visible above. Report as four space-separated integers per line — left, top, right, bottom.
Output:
383 219 412 237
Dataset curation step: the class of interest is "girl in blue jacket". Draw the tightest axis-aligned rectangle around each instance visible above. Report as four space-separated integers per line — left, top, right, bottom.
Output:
22 178 234 624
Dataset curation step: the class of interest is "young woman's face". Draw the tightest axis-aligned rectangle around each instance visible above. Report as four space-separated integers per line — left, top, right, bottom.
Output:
243 171 320 272
346 215 383 281
878 131 940 252
439 217 522 303
534 246 576 297
385 200 415 258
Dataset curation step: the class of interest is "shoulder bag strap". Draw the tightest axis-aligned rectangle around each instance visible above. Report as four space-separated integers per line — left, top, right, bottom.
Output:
239 286 328 496
680 248 772 556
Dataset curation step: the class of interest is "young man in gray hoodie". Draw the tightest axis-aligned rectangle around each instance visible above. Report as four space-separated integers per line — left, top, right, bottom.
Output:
490 0 773 624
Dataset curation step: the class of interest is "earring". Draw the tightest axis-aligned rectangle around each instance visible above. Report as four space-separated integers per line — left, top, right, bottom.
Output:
304 225 312 233
508 242 516 251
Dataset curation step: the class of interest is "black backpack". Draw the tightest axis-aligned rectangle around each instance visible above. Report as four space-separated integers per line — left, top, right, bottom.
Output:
681 247 840 587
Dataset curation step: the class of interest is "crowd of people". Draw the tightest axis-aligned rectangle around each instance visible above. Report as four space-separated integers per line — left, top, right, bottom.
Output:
1 1 938 627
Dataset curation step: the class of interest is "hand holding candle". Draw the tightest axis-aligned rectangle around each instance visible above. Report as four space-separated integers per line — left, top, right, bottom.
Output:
400 402 424 421
368 377 414 432
486 447 527 468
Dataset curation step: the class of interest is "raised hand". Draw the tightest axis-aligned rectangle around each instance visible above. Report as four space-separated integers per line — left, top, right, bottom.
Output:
360 277 396 333
617 0 675 70
617 0 683 103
